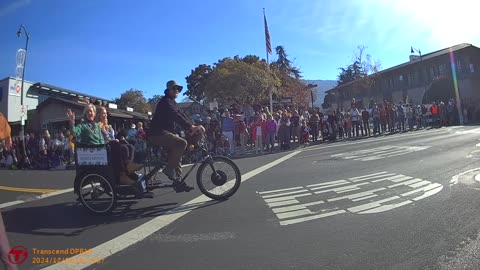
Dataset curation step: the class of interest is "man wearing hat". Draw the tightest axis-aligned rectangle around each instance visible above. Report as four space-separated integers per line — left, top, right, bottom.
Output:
149 80 203 192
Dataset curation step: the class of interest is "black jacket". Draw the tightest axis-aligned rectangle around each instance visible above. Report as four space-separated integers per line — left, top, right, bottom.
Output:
149 96 192 136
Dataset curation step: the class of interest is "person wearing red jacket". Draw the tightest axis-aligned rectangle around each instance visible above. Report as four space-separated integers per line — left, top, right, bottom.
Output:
252 115 266 154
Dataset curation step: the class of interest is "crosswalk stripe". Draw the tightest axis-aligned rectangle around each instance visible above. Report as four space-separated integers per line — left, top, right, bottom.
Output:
387 178 422 188
257 186 303 195
267 200 299 208
261 189 309 199
348 172 389 180
359 200 413 214
371 175 412 183
276 209 313 219
264 193 312 203
307 179 349 188
279 210 346 226
353 173 399 182
314 182 369 194
347 196 401 213
309 181 353 191
328 188 386 202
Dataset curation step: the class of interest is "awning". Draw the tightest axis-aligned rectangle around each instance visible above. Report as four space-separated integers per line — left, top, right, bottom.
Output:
108 110 133 119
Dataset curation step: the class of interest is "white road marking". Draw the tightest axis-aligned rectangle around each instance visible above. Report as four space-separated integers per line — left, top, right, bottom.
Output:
354 173 401 183
258 171 443 226
264 193 312 203
352 194 378 202
0 200 25 209
268 200 300 208
348 196 402 213
307 179 349 187
328 188 386 202
0 188 74 209
279 210 347 226
372 175 412 183
308 180 350 190
257 186 303 195
41 151 302 270
358 200 413 214
331 146 430 162
388 178 423 188
348 171 390 180
261 189 310 199
276 209 313 219
314 182 369 194
455 127 480 134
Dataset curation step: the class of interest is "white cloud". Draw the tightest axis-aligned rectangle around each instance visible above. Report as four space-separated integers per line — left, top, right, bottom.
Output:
0 0 31 17
279 0 480 49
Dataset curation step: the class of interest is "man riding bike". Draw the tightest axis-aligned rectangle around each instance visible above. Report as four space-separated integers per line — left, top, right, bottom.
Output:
148 80 204 192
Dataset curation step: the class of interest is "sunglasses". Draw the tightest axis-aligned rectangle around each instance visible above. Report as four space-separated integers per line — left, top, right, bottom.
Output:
172 86 181 91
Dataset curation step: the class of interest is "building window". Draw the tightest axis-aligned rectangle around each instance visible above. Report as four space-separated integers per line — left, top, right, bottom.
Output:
388 77 394 89
407 73 414 86
439 64 446 75
399 75 404 81
430 67 435 80
457 59 463 73
470 63 475 73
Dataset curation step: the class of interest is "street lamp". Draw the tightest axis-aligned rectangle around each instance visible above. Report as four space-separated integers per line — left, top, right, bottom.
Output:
17 24 30 166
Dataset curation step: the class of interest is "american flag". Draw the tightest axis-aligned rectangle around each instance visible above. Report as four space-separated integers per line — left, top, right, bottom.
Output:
264 10 272 55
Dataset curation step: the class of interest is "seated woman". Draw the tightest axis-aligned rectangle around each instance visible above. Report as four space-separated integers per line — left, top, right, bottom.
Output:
97 106 142 182
66 104 137 185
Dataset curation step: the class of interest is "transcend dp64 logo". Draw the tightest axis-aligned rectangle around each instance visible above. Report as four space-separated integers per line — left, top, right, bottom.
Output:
8 246 29 265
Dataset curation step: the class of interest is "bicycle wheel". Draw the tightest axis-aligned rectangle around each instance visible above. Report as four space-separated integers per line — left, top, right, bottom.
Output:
78 173 116 214
196 156 241 200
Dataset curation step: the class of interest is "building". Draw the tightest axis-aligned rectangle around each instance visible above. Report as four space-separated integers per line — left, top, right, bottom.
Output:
178 101 209 119
324 43 480 121
0 77 150 135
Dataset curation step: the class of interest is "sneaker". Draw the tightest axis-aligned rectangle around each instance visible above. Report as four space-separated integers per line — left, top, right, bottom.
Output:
172 181 194 193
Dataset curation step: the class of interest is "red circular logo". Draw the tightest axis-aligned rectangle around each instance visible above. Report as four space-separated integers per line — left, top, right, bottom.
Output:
16 85 20 93
8 246 28 265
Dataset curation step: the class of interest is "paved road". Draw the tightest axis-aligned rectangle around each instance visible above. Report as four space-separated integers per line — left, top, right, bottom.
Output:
3 126 480 270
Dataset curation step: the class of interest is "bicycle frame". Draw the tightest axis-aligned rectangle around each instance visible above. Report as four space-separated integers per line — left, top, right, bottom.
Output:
143 147 215 183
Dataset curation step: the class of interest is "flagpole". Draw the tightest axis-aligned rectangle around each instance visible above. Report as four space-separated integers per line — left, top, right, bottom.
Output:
264 8 273 114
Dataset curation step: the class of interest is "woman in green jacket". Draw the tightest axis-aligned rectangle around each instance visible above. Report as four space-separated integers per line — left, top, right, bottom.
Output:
67 104 104 145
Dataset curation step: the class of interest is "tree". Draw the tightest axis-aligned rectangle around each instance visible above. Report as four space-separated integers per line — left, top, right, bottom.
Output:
270 46 307 106
273 46 302 79
147 94 163 113
336 46 381 88
204 57 278 105
185 64 213 102
114 89 152 113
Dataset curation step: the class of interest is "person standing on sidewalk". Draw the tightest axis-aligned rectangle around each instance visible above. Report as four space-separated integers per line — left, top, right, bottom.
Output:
372 104 381 135
222 110 235 155
350 105 361 137
265 114 277 152
361 108 371 136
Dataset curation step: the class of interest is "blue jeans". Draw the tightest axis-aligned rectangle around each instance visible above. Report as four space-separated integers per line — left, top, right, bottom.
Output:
266 132 275 151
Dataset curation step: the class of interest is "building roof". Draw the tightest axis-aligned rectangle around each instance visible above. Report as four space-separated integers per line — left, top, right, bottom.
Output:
326 43 477 93
36 96 87 111
30 82 113 105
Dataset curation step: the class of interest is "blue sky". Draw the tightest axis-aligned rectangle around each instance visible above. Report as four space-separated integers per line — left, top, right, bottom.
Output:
1 0 479 101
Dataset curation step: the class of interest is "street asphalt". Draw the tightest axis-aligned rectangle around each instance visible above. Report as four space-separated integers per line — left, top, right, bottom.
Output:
3 125 480 270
